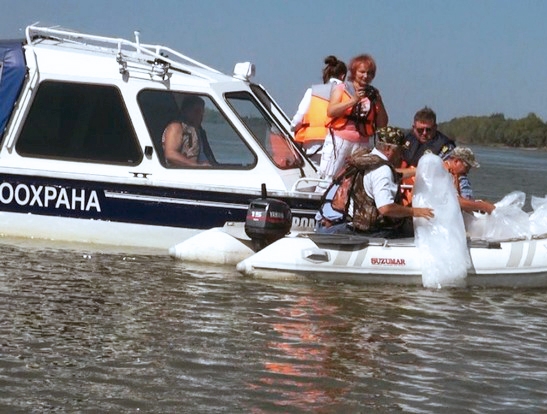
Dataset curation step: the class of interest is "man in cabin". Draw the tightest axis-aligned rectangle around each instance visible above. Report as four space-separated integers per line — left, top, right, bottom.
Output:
315 126 434 237
443 147 496 214
162 95 216 167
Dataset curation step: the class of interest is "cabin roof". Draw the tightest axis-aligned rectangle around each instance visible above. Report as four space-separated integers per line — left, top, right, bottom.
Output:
24 24 240 85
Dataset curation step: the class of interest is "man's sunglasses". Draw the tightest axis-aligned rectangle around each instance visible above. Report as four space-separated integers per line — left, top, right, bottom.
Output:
415 127 433 134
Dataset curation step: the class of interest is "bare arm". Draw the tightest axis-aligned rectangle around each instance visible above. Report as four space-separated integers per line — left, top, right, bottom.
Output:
327 86 359 118
396 166 416 179
378 203 434 219
458 197 496 214
163 122 206 167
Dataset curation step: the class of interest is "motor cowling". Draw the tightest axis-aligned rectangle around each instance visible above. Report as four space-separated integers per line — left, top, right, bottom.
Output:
245 197 292 250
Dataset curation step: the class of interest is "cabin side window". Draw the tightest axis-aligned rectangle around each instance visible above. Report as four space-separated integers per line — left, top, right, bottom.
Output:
15 81 142 165
138 90 256 169
225 91 303 170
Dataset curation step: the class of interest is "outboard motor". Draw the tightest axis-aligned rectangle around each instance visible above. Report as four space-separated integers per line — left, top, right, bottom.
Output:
245 184 292 251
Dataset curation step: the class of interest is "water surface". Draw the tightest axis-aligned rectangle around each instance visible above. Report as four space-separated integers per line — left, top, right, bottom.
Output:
0 146 546 413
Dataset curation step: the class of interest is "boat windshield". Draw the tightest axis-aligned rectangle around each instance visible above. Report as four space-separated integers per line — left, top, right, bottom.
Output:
249 83 291 128
225 91 304 170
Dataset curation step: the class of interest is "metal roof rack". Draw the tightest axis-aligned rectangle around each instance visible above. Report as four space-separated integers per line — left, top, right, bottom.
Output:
25 24 222 81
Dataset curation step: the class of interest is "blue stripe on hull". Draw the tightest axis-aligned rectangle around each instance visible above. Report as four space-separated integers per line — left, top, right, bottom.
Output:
0 174 320 229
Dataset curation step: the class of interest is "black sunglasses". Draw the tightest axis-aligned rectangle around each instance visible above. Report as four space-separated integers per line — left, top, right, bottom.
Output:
415 127 433 134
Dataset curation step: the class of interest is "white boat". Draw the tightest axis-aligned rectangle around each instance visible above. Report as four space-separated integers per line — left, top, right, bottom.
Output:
168 201 547 288
231 154 547 288
170 152 547 288
0 24 324 249
235 232 547 288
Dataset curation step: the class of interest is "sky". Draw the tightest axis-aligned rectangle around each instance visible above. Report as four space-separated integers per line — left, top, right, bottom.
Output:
1 0 546 128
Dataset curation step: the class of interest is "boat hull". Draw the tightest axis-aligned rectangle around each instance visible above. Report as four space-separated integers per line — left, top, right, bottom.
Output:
236 233 547 288
0 173 319 249
0 25 324 250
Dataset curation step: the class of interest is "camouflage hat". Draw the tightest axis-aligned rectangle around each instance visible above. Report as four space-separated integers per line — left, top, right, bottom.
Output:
376 126 405 146
450 146 480 168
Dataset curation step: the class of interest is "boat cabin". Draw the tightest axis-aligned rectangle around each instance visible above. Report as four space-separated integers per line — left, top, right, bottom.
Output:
0 25 322 248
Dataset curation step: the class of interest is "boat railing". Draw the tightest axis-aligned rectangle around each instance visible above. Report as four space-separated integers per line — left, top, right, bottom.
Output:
25 24 221 81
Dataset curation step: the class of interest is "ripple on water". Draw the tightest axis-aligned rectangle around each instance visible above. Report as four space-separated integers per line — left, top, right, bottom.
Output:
0 242 547 412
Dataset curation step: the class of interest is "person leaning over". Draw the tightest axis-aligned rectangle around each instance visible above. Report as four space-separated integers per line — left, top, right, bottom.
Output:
443 147 495 214
322 54 389 183
291 55 347 166
315 126 434 237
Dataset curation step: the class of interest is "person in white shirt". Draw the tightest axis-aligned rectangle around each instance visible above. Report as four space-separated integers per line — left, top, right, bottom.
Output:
315 126 434 237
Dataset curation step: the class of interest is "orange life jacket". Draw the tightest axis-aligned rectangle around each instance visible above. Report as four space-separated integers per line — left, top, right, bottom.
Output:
400 175 415 207
294 83 333 145
400 161 461 207
327 83 377 137
269 132 300 168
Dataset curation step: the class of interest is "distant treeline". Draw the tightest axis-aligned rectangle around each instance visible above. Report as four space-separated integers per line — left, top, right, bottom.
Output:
437 113 547 148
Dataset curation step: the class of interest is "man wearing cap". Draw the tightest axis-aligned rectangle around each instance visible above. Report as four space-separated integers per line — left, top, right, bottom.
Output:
316 126 434 237
444 147 496 214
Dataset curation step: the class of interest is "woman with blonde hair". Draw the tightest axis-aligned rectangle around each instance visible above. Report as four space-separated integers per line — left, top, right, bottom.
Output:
323 54 388 182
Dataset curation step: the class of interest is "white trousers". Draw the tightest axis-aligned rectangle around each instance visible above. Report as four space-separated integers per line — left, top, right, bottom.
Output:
321 133 371 182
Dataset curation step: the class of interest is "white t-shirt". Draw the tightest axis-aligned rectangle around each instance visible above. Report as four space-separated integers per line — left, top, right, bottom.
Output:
362 148 398 209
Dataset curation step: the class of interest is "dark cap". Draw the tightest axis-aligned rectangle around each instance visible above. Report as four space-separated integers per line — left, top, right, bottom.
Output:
376 126 405 146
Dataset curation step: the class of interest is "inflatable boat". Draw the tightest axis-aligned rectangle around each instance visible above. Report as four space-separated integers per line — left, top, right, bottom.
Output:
235 232 547 288
171 154 547 288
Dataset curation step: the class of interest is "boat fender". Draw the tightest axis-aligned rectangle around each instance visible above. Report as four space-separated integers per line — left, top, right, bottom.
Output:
169 227 254 265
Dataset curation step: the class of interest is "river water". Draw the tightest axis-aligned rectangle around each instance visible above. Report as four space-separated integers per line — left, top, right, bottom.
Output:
1 146 546 413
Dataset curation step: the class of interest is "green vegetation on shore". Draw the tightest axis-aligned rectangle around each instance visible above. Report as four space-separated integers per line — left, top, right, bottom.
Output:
437 113 547 148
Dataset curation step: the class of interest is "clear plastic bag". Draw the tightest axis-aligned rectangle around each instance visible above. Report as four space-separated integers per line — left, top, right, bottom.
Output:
413 154 470 288
485 191 531 240
530 195 547 236
465 191 531 240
